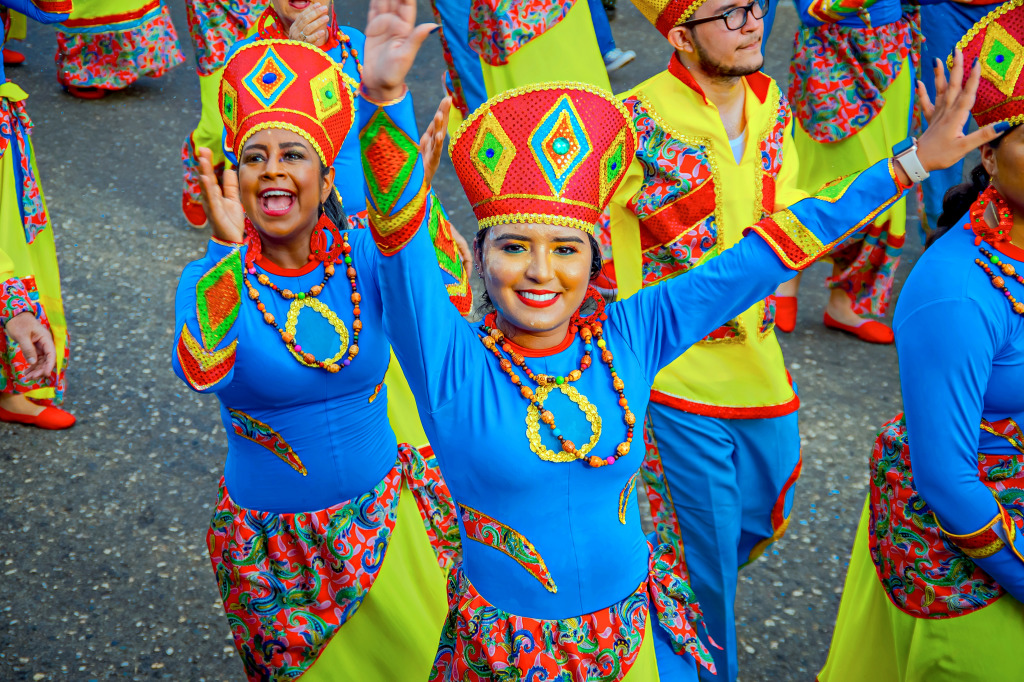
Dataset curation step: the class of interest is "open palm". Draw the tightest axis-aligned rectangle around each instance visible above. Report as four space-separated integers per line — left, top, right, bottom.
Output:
362 0 436 102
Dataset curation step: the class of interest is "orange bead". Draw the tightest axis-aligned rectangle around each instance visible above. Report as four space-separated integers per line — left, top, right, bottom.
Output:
310 285 323 296
541 411 554 425
1015 302 1024 314
624 411 636 425
281 332 294 344
535 374 549 385
352 306 361 316
248 289 259 300
568 370 582 381
281 289 294 299
510 375 521 385
352 320 363 332
264 313 275 325
303 352 316 363
258 274 270 285
561 440 576 453
601 350 613 363
618 397 628 407
257 302 266 312
328 364 340 373
1002 264 1016 276
347 267 357 279
326 264 336 276
588 456 604 468
520 386 534 400
349 345 359 358
580 356 592 369
500 359 512 372
612 377 624 391
616 442 630 456
993 276 1005 288
482 336 495 349
351 292 361 304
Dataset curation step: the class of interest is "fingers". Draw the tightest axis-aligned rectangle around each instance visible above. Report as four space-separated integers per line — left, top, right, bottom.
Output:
945 49 964 110
222 167 240 203
916 80 935 124
30 335 56 380
956 55 983 116
402 22 438 60
960 122 1008 154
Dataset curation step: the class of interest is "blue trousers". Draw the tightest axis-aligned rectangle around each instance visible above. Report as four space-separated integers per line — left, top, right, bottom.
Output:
430 0 487 113
919 2 993 234
588 0 616 55
644 404 802 682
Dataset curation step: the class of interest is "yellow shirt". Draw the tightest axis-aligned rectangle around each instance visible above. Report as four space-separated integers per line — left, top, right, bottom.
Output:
609 56 807 418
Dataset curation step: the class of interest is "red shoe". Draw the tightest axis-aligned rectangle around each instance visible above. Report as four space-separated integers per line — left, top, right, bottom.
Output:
593 260 618 298
64 85 107 99
823 311 894 344
182 194 208 229
0 404 76 429
3 48 25 65
775 296 798 333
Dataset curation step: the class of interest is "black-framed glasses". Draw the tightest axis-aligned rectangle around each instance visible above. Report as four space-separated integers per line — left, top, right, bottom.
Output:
681 0 769 31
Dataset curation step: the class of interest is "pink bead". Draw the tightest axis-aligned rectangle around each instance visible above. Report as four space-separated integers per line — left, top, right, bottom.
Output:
606 456 616 465
294 345 302 352
248 267 256 274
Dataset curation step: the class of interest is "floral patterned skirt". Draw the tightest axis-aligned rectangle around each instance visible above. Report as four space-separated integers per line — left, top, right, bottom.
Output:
55 1 184 90
208 445 460 682
430 541 715 681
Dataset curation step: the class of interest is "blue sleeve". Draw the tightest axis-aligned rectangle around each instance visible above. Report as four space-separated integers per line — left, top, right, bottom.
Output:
897 298 1024 598
333 27 368 216
171 240 244 394
0 0 69 23
359 90 475 413
612 158 908 381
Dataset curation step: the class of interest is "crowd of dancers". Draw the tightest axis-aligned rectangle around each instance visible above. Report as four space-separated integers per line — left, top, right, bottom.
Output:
1 0 1022 680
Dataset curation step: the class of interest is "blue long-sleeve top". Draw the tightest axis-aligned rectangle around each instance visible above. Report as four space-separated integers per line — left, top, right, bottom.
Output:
224 27 368 217
172 232 398 515
361 91 908 618
897 223 1024 600
1 0 70 86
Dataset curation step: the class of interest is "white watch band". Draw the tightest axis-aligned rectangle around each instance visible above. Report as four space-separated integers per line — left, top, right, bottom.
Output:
894 144 930 183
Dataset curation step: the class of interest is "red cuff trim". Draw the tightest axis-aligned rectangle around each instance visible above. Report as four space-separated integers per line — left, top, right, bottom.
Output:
649 389 800 419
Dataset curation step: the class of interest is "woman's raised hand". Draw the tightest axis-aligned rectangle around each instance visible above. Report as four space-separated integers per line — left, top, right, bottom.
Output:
420 95 452 188
362 0 437 102
915 49 1010 173
288 2 330 47
197 147 246 244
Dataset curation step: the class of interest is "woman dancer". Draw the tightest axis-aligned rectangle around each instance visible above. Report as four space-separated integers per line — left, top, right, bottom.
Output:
356 1 998 678
0 0 74 429
819 3 1024 679
774 0 918 342
176 39 460 680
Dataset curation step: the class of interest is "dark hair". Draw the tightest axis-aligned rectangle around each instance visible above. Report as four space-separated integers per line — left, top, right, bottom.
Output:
472 225 604 314
320 161 348 227
930 125 1017 247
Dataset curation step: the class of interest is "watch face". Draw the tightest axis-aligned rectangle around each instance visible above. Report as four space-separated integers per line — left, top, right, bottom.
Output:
892 138 914 155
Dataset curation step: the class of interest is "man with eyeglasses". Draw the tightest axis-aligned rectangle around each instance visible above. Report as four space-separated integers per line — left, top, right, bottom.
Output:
604 0 806 679
774 0 914 343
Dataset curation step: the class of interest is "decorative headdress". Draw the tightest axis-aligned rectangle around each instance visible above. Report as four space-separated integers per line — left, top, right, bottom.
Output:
953 0 1024 127
448 82 636 234
220 39 356 166
629 0 709 37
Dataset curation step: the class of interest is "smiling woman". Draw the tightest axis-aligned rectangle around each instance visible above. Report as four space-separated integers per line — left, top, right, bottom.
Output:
171 39 465 681
356 1 1001 679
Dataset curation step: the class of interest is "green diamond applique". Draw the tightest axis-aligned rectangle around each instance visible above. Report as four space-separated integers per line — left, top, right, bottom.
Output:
981 23 1024 97
360 109 420 214
470 111 516 194
599 128 628 206
196 249 243 350
311 67 344 120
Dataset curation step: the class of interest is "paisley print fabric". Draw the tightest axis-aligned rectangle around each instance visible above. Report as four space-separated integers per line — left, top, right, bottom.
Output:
758 295 777 338
0 277 67 403
788 17 911 143
398 443 461 572
185 0 264 76
623 96 719 287
826 219 904 316
468 0 575 67
640 415 691 582
208 465 402 682
459 503 557 593
0 97 47 244
757 94 791 217
868 414 1024 618
0 277 33 325
55 2 185 90
430 541 714 681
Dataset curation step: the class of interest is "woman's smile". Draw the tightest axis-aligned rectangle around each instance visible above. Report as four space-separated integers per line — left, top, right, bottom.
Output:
516 289 561 308
259 188 297 217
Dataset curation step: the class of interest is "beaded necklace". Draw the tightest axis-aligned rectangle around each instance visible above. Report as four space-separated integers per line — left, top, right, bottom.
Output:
242 214 361 372
478 287 635 468
976 246 1024 316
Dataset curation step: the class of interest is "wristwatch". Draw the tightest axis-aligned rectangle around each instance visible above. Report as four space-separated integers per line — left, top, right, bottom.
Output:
892 137 930 184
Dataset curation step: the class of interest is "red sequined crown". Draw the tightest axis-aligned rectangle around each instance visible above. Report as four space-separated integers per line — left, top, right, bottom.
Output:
448 82 636 235
953 0 1024 127
220 39 356 165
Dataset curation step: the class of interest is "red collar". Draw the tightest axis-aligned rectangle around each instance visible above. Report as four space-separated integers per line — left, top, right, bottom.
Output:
995 240 1024 262
667 52 771 106
483 312 578 357
255 253 321 277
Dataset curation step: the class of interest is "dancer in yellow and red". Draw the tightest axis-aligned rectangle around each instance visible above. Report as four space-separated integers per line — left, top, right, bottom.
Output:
0 0 74 430
819 7 1024 679
180 0 267 228
773 0 918 343
606 0 805 677
54 0 184 99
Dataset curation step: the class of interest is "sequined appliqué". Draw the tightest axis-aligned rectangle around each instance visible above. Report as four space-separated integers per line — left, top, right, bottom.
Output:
459 503 557 593
228 408 307 475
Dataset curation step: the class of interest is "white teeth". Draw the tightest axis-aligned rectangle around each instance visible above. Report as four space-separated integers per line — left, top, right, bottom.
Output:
519 291 557 302
262 190 293 198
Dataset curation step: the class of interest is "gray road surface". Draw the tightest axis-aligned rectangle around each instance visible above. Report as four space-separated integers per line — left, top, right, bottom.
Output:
0 2 923 679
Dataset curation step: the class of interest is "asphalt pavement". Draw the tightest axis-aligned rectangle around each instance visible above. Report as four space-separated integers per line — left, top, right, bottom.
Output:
0 2 922 680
